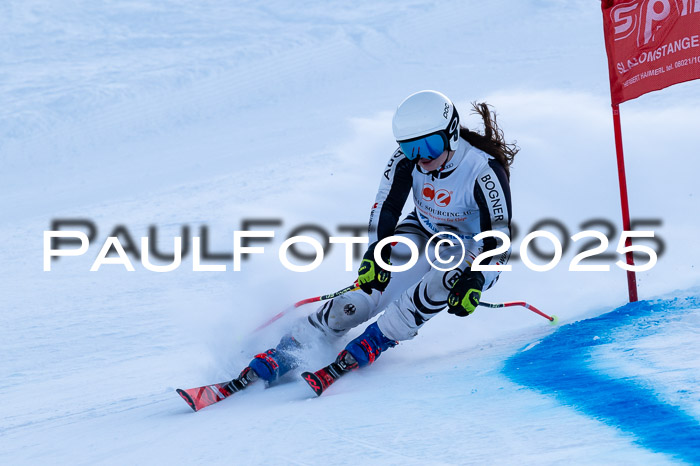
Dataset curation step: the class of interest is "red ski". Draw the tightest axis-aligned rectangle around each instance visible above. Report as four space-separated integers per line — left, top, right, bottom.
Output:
301 350 357 396
177 367 258 412
176 383 235 412
301 368 337 396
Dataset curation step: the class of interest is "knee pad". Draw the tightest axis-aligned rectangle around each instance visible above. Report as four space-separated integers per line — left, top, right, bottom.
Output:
375 268 454 342
307 290 378 337
424 266 458 300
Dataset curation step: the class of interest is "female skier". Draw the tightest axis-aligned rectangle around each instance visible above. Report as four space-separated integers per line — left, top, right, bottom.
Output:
227 90 517 395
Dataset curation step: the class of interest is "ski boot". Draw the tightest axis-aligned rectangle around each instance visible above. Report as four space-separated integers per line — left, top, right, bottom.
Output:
248 334 303 384
176 335 302 412
302 322 397 396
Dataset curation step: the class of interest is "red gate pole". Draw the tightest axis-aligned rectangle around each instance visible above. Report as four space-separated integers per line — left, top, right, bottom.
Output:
611 104 638 302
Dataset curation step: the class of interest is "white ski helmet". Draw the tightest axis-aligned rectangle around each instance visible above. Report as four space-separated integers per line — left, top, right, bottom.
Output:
392 90 460 160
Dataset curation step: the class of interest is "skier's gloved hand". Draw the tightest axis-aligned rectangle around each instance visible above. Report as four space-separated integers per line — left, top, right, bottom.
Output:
357 242 392 295
447 270 485 317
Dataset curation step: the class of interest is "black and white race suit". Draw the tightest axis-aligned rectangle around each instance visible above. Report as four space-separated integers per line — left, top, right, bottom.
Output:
306 136 512 341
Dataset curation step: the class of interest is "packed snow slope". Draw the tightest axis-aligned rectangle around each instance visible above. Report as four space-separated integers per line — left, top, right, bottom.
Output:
1 1 699 464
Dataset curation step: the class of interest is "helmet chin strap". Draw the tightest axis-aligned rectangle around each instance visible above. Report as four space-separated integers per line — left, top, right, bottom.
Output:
438 152 449 172
425 150 453 180
436 115 458 173
437 150 454 173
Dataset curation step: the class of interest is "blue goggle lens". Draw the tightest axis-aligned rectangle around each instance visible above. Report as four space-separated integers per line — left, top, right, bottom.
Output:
398 133 446 160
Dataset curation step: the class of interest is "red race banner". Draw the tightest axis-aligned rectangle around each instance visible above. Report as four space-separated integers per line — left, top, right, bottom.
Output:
602 0 700 104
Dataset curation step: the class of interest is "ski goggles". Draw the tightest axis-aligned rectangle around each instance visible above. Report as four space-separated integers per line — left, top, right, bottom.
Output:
397 132 447 161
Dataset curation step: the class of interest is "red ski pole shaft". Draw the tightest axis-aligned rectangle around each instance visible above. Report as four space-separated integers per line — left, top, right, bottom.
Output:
479 300 557 324
253 282 360 332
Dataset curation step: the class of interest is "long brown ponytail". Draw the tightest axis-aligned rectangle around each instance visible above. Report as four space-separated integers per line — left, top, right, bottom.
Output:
459 102 518 178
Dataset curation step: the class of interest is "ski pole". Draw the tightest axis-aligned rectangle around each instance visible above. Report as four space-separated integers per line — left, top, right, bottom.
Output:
479 300 558 325
253 281 360 332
